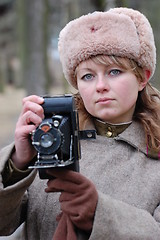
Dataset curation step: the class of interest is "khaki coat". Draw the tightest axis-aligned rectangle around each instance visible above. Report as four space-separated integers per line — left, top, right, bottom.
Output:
0 121 160 239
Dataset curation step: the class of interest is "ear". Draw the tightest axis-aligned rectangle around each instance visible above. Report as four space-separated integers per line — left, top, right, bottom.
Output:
145 70 151 80
138 70 151 91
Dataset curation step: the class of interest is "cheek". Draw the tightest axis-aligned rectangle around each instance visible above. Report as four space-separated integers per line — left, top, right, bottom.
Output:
117 82 139 105
78 85 95 114
78 82 93 102
79 89 91 104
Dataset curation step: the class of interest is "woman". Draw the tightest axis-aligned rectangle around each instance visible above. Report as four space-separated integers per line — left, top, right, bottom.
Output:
0 7 160 240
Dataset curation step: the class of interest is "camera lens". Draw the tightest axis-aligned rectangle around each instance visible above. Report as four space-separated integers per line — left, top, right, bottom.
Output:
40 133 54 148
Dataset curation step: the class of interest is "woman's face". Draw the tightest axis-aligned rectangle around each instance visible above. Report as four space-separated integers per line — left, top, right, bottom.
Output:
76 58 145 124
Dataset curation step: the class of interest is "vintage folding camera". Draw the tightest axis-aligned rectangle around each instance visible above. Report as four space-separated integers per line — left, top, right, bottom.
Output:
29 95 81 179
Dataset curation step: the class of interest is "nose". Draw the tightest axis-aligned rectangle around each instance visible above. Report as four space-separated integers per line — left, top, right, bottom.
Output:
96 75 110 93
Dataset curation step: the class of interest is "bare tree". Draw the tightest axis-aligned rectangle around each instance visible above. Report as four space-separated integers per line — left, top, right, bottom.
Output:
17 0 49 95
106 0 116 10
0 1 16 92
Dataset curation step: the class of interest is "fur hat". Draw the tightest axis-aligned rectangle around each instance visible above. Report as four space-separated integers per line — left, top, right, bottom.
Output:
58 7 156 89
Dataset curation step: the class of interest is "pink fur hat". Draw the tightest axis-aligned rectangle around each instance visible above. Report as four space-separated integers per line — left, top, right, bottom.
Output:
58 7 156 89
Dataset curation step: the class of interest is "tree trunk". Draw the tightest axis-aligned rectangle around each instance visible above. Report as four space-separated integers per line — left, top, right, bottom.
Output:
17 0 49 95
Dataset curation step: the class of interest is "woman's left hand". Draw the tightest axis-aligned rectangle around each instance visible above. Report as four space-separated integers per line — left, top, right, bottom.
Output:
45 169 98 231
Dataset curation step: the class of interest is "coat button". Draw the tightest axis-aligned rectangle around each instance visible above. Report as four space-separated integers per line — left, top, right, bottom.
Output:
106 127 113 137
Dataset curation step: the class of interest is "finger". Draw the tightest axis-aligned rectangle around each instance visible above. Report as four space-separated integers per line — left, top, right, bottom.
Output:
15 125 36 139
21 101 44 119
45 178 65 192
45 187 60 193
46 177 80 193
17 111 43 128
46 168 88 185
59 192 74 202
22 95 44 105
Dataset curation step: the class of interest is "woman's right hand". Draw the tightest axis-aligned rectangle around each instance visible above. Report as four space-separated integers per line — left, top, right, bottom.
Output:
11 95 44 170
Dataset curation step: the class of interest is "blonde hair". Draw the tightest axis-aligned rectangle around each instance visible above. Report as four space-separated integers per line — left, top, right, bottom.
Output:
75 55 160 152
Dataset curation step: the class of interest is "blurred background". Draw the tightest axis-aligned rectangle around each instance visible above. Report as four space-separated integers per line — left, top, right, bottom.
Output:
0 0 160 239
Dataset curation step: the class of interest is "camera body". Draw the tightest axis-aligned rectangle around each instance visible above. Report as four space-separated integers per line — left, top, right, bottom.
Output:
29 95 81 179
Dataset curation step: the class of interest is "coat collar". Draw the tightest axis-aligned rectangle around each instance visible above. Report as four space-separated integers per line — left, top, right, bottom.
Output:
116 121 160 160
93 119 147 156
78 107 160 160
115 121 146 154
93 118 132 138
82 115 160 160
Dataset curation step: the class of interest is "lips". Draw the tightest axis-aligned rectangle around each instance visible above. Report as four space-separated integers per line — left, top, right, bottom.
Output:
96 97 113 103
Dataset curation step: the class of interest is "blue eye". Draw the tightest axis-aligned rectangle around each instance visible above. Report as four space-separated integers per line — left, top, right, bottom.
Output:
82 73 93 81
109 69 122 76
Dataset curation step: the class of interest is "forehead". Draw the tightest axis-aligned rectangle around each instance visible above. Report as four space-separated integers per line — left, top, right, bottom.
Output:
76 56 124 73
76 59 104 75
77 55 132 69
77 58 95 69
